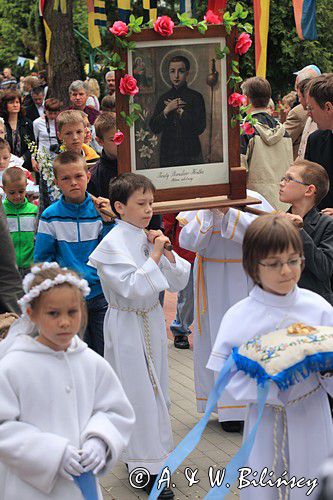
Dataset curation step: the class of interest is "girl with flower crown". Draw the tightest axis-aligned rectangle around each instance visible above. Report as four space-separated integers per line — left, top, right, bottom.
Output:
0 262 135 500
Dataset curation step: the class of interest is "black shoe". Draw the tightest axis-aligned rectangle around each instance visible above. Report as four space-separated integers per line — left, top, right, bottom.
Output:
220 420 244 433
174 334 190 349
143 475 174 498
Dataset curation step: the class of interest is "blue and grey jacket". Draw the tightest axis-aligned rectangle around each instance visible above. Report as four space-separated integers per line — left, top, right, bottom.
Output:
34 193 113 299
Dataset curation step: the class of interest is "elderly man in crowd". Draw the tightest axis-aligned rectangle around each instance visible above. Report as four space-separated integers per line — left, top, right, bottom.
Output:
68 80 100 125
284 64 321 159
105 70 116 97
0 67 17 91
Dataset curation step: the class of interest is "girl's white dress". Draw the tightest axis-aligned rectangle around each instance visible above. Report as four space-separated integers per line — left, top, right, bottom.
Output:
0 334 135 500
89 219 191 474
208 285 333 499
178 190 274 422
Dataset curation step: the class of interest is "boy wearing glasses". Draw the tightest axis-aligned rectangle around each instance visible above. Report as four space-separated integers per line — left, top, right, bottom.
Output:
220 159 333 303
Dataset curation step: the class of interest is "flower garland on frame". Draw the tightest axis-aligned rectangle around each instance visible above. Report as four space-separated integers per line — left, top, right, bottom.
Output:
108 2 256 136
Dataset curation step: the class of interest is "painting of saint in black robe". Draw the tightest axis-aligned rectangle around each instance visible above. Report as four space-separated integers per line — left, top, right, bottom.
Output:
149 55 206 168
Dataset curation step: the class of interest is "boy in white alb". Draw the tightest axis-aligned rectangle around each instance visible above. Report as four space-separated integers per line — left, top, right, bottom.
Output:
89 173 190 499
178 190 273 431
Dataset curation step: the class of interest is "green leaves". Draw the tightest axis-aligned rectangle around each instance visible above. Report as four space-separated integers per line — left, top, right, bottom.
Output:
177 12 198 29
215 46 230 60
197 20 208 35
120 102 142 129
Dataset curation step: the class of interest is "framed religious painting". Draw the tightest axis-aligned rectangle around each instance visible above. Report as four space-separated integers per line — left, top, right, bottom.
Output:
115 25 248 205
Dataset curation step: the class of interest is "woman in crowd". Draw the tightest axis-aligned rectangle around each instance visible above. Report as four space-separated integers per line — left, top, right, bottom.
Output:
0 90 35 170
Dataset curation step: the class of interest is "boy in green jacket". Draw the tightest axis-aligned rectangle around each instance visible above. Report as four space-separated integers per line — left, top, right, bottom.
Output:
3 167 37 277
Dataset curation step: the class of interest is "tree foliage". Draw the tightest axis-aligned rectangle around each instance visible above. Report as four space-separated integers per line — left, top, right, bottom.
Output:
0 0 331 98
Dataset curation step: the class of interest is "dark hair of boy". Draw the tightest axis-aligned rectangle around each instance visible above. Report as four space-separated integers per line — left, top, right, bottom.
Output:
94 112 116 140
169 55 190 72
53 151 88 178
308 73 333 108
294 158 329 204
0 137 11 152
242 214 303 284
109 173 156 217
241 77 272 108
2 166 27 187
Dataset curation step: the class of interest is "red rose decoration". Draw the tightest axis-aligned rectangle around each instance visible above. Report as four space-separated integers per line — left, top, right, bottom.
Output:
204 10 222 24
113 131 124 145
235 33 252 55
241 122 255 135
153 16 175 37
228 92 247 107
119 75 139 96
109 21 128 37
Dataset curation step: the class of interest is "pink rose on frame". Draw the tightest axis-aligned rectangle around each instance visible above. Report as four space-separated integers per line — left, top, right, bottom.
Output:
241 122 255 135
109 21 128 37
153 16 175 37
235 33 252 55
113 131 124 145
228 92 247 107
204 10 222 24
119 75 139 96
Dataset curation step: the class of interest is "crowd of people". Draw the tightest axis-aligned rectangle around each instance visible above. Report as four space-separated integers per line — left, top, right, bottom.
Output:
0 61 332 500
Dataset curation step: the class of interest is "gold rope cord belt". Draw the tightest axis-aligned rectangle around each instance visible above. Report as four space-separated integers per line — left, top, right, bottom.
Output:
108 301 159 394
266 383 321 500
196 254 242 335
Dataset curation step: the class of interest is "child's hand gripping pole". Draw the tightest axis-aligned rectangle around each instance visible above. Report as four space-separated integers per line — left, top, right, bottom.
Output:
145 229 173 252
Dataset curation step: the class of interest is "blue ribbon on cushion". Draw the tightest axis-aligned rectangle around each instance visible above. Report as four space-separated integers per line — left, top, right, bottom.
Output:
149 354 235 499
73 472 99 500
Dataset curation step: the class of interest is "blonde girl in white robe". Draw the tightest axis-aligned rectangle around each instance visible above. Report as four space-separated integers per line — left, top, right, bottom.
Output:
178 190 274 425
207 215 333 500
0 263 135 500
88 173 190 496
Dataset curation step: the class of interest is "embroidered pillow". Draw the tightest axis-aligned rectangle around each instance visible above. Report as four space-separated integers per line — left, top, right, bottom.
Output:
233 323 333 390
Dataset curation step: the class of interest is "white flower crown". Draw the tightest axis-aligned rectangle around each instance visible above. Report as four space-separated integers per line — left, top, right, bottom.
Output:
19 262 90 314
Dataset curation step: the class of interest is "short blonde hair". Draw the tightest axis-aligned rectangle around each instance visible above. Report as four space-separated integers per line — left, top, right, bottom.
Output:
56 110 85 133
53 151 88 178
2 166 27 187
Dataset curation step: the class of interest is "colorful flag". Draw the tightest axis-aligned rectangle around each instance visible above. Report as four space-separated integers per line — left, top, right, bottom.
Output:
180 0 195 16
117 0 132 23
86 0 106 48
143 0 157 22
39 0 45 16
253 0 270 78
292 0 317 40
207 0 227 16
94 0 107 27
53 0 67 14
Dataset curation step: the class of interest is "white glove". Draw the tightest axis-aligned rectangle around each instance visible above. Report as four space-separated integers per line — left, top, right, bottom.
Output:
59 445 84 480
80 437 108 475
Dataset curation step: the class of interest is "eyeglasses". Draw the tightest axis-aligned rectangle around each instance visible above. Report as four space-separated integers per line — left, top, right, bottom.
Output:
258 257 305 272
280 175 310 186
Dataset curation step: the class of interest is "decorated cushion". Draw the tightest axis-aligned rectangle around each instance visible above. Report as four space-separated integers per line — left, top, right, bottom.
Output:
233 323 333 390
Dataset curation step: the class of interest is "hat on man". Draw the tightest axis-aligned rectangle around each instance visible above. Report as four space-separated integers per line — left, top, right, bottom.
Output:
293 64 321 75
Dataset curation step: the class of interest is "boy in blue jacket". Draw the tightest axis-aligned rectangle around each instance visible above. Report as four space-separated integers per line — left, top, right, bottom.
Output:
35 151 113 355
